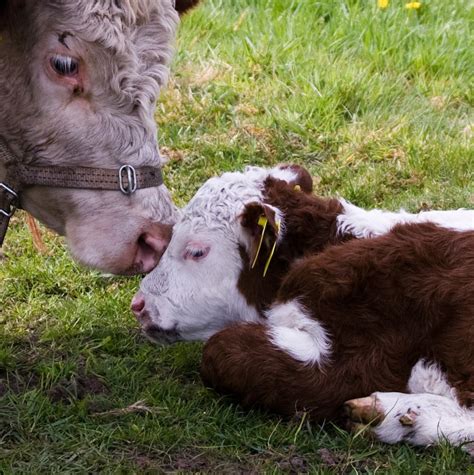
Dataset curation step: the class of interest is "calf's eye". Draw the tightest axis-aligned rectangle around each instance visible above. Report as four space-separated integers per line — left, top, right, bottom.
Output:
183 245 210 261
50 54 79 76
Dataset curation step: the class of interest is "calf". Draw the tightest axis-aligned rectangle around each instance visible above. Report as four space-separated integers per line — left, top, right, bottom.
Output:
133 164 474 452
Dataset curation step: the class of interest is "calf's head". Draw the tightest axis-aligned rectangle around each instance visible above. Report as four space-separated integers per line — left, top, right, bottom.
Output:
0 0 185 274
132 164 317 343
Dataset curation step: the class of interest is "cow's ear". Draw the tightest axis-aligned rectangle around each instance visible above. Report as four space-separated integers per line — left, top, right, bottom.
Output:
240 202 282 276
273 164 313 193
174 0 200 15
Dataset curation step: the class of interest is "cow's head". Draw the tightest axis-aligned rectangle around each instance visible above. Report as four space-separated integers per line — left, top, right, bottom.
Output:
132 164 317 343
0 0 193 274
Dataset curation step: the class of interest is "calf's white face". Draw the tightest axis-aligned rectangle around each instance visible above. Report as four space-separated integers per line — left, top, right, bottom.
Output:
132 166 297 343
137 224 260 342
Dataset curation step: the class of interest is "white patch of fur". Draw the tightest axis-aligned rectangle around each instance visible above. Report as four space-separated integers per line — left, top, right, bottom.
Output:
408 360 457 400
337 200 474 238
244 165 298 185
371 392 474 453
266 300 331 365
268 168 299 184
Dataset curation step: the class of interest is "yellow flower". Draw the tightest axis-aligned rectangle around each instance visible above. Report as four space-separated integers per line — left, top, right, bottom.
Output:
377 0 389 9
405 2 422 9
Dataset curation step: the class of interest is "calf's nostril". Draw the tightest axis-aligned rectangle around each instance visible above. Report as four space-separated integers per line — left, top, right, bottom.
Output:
131 292 145 314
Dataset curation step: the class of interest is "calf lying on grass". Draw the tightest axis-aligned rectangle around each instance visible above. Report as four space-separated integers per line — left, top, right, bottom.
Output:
132 164 474 453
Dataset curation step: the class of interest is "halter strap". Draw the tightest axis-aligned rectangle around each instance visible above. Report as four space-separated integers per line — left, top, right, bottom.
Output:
0 138 164 247
15 163 163 193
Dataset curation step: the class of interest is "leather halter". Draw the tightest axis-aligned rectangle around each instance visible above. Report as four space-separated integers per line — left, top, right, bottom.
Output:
0 138 164 247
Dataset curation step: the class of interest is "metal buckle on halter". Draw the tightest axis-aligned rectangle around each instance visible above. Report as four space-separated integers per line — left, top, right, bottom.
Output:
119 165 137 195
0 182 18 217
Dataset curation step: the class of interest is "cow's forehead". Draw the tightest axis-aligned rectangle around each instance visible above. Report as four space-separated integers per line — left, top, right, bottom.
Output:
39 1 175 57
44 0 167 43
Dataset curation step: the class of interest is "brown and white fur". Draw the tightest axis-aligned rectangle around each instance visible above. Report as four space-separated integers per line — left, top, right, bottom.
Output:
133 164 474 453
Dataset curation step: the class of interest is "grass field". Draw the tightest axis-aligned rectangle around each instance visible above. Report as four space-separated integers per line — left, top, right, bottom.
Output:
1 0 473 472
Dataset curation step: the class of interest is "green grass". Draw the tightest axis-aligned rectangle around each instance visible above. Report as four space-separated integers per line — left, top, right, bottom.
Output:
1 0 473 472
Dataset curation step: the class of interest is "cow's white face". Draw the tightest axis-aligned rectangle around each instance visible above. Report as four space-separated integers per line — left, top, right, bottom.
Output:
132 166 300 342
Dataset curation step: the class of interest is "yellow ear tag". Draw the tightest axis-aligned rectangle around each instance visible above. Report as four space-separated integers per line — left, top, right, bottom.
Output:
251 215 268 269
251 215 281 276
294 185 301 192
262 219 280 277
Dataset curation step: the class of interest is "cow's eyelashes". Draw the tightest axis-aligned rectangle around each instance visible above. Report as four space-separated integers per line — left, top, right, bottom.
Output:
50 54 79 76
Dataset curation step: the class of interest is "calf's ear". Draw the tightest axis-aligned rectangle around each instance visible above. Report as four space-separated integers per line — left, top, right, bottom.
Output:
274 164 313 193
174 0 201 15
240 202 281 274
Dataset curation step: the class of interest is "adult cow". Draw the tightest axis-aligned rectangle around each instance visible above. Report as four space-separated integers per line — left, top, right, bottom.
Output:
0 0 199 275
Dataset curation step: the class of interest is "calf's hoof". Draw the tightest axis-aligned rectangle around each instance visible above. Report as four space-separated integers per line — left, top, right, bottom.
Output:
344 394 385 428
344 393 421 440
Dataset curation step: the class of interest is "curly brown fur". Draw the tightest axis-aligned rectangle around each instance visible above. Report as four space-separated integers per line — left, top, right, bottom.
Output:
202 223 474 420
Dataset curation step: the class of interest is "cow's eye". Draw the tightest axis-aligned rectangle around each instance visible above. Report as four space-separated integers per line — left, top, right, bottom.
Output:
50 54 79 76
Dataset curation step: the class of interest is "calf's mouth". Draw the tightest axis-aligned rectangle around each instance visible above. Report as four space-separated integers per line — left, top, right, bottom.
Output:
143 324 180 345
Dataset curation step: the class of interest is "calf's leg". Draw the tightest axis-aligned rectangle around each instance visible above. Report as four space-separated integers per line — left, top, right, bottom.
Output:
201 322 345 421
345 360 474 454
345 392 474 456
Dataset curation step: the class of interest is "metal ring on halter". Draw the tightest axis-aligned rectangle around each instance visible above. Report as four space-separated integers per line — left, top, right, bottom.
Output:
119 165 138 195
0 182 18 217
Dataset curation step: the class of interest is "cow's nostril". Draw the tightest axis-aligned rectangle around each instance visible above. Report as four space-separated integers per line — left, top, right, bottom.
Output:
131 292 145 314
134 224 172 274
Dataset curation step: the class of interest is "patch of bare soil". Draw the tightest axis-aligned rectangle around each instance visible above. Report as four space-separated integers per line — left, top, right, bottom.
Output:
48 373 108 403
128 450 250 473
0 371 39 397
126 448 347 474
